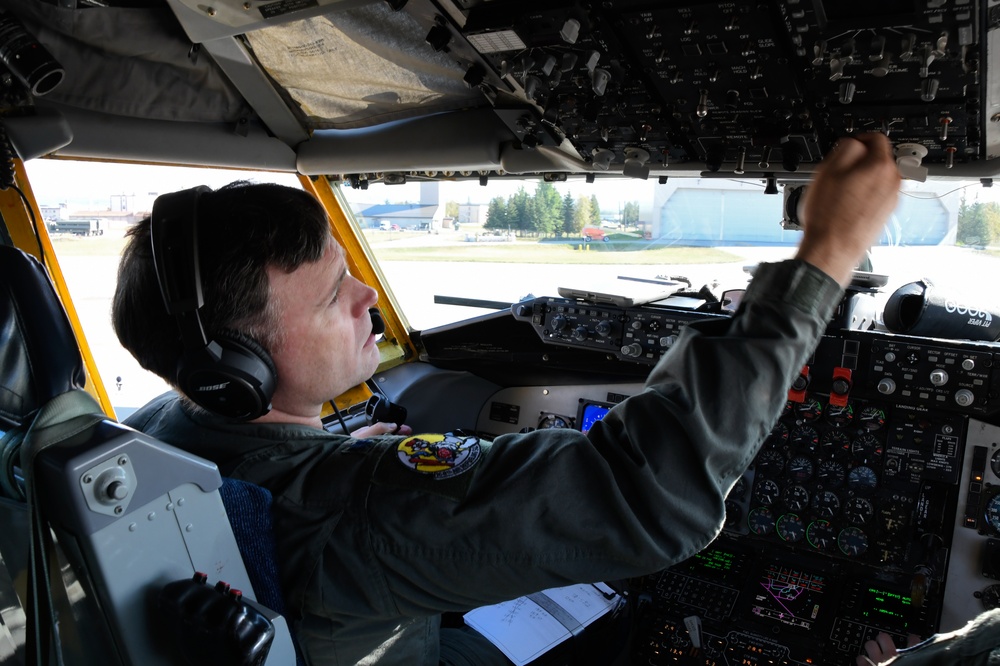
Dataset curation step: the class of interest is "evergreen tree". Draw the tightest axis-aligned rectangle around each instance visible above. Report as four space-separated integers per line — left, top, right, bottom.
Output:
485 196 508 230
561 192 577 236
589 194 602 227
533 182 562 236
508 187 531 233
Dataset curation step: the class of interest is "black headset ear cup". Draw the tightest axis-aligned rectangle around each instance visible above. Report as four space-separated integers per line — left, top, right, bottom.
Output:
176 330 277 420
216 329 278 379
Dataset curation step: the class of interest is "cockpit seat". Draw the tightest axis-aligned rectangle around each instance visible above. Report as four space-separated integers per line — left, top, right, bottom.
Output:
0 244 296 665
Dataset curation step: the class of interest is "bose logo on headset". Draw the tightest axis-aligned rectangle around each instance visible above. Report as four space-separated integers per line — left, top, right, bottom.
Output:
150 186 278 420
150 186 387 420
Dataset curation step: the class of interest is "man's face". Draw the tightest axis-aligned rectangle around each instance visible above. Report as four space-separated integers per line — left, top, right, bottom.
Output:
265 236 380 418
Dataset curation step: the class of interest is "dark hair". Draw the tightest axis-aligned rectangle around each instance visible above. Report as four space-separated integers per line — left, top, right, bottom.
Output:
112 181 331 385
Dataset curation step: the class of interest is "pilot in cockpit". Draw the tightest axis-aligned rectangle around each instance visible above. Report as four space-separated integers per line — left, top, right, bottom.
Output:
109 133 997 666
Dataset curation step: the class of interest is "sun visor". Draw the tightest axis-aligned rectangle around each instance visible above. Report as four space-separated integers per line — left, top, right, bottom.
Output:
244 5 485 130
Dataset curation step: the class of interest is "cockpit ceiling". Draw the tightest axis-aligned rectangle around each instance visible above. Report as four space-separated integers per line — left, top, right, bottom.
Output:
3 0 1000 179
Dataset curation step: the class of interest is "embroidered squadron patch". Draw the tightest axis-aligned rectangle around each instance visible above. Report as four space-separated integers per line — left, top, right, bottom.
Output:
396 433 481 479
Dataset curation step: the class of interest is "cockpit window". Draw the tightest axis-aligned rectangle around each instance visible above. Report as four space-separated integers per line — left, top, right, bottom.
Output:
24 159 301 417
336 175 1000 331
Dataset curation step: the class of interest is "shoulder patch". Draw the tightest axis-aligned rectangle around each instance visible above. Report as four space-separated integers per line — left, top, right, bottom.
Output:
395 433 481 479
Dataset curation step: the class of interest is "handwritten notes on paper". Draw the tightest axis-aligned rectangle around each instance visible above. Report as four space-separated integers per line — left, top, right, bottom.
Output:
463 583 621 665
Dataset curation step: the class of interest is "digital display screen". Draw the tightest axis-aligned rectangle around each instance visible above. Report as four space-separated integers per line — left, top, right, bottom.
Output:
856 585 914 632
578 402 611 433
675 546 744 581
749 564 826 632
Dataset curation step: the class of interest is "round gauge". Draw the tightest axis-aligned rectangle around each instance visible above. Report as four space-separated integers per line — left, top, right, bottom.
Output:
817 460 846 488
852 434 884 463
728 475 748 501
790 425 820 452
807 519 836 550
767 421 789 446
776 513 805 542
782 484 810 512
838 526 870 557
820 430 851 459
981 584 1000 611
985 494 1000 533
795 399 824 422
826 403 854 427
992 449 1000 479
748 507 775 536
781 401 794 418
786 455 815 484
844 497 874 525
724 499 744 530
858 406 887 431
538 414 569 429
811 490 841 518
848 466 879 492
756 449 786 478
754 479 781 506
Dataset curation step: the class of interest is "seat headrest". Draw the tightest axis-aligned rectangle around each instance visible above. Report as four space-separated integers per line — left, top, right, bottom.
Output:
0 245 85 428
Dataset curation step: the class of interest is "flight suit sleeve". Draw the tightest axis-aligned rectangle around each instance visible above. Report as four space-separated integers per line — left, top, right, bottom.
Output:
365 260 843 616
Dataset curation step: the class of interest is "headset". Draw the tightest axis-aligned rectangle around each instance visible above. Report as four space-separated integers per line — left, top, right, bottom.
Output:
151 186 389 421
150 186 277 420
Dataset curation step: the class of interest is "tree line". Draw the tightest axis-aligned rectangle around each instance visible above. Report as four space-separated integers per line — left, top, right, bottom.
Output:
957 197 1000 248
480 183 600 237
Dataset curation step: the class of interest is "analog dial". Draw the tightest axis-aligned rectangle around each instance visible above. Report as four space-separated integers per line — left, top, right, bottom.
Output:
826 403 854 427
838 526 869 557
807 520 836 550
852 434 884 463
757 449 786 478
748 507 775 536
985 494 1000 533
795 399 823 422
858 406 886 431
754 479 781 506
811 490 841 518
790 426 819 452
848 465 878 492
786 455 815 484
819 430 851 459
817 460 846 488
776 513 805 542
844 497 874 525
782 484 810 512
767 421 789 446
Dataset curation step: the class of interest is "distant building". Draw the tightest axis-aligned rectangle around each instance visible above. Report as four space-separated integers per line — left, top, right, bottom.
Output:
70 209 144 230
457 204 487 226
356 181 444 231
39 203 67 221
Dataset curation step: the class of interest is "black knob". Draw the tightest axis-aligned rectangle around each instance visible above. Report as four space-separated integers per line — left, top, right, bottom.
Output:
572 326 589 341
595 320 612 337
551 315 568 331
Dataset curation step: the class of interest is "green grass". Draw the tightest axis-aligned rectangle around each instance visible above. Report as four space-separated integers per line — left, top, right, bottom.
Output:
373 239 741 264
49 231 742 266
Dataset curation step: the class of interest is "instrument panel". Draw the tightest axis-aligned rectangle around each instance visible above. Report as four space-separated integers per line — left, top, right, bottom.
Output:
426 0 995 176
496 295 1000 664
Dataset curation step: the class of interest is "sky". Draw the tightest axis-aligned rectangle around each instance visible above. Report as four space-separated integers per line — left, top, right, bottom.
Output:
22 157 1000 219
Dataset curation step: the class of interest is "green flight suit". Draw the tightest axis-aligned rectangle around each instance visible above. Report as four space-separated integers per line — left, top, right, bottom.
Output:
125 259 842 665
